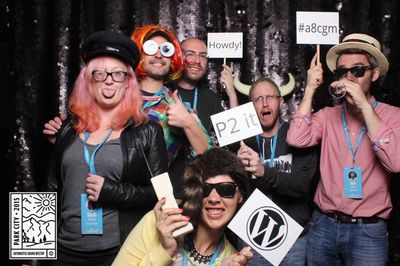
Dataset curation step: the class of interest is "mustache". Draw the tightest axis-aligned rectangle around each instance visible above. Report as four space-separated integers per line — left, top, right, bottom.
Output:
150 59 166 65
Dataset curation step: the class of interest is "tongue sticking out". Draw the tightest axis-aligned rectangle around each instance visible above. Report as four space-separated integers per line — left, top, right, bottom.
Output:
102 89 116 98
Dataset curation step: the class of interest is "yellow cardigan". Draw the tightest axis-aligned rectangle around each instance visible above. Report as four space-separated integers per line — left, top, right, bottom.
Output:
112 211 237 266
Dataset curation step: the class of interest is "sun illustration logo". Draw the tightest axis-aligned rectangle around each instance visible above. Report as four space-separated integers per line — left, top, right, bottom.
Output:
32 194 56 216
21 193 56 248
246 206 288 251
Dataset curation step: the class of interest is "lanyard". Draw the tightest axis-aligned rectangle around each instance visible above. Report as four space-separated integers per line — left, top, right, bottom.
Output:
83 129 113 174
179 87 198 112
341 100 378 163
256 127 279 168
142 87 165 109
182 239 223 266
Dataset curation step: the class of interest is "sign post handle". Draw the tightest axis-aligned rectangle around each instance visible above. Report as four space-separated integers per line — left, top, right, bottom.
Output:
316 44 320 64
222 58 227 89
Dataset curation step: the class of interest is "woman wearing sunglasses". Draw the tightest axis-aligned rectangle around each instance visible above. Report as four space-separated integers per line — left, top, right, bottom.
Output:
113 148 253 265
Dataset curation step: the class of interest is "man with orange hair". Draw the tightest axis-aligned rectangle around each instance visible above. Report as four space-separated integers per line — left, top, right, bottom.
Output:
131 25 210 198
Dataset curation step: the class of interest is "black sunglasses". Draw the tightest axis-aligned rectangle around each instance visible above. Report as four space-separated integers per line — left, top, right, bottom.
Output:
333 65 373 79
203 182 238 198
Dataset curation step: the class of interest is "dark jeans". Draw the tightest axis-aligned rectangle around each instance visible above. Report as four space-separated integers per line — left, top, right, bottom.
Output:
307 210 388 266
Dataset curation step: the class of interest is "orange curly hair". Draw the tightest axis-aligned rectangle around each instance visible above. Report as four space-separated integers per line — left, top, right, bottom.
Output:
131 24 183 82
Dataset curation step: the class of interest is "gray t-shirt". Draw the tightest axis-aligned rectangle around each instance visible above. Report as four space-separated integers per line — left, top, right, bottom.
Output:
58 136 123 251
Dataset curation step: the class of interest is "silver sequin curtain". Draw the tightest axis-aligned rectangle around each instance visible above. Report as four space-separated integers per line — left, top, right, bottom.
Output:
3 0 400 263
3 1 400 262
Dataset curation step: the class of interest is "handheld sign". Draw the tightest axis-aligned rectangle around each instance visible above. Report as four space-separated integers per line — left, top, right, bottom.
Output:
207 32 243 58
228 189 303 266
296 11 339 63
151 173 193 237
211 102 262 147
296 11 339 45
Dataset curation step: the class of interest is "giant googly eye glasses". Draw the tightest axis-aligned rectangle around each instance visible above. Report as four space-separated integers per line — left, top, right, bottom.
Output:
143 39 175 58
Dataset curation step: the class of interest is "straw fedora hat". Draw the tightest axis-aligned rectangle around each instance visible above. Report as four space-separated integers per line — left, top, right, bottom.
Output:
326 33 389 76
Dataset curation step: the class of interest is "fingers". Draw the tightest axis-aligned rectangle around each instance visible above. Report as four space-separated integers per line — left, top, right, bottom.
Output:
85 174 104 202
154 197 166 213
220 65 233 88
223 246 253 265
171 90 181 103
310 53 318 68
155 206 190 238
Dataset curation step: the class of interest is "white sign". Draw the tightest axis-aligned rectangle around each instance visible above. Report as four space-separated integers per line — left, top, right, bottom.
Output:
228 189 303 266
296 11 339 45
211 102 262 147
207 32 243 58
9 192 57 260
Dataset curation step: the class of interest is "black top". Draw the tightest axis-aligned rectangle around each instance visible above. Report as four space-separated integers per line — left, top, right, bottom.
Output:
174 83 224 134
45 119 168 243
230 122 318 229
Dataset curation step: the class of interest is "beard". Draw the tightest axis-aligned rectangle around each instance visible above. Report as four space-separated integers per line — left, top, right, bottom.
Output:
147 68 170 81
260 113 280 132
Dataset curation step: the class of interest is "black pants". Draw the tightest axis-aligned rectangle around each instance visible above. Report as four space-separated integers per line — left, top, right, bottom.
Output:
49 244 119 266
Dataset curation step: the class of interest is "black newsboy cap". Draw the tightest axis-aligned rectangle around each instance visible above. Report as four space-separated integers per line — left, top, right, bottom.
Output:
81 31 140 70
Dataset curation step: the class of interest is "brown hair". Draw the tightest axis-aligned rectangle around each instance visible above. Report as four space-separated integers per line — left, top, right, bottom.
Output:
181 148 249 227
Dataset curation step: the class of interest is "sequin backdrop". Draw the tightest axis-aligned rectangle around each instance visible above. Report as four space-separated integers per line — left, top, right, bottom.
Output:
3 0 400 263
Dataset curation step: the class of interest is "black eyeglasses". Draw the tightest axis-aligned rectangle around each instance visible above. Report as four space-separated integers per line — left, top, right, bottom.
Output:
333 65 373 79
92 70 128 82
203 182 238 198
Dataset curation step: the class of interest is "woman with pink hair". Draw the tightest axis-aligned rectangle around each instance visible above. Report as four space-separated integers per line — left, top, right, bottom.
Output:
44 31 168 266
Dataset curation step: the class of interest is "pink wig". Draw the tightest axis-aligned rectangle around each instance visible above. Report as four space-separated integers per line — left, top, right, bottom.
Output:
68 58 147 133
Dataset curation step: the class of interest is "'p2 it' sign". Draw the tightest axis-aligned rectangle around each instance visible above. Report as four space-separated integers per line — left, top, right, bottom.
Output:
211 102 262 147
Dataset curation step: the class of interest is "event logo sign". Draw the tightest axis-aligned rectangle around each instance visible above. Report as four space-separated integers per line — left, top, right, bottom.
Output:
9 193 57 260
228 189 303 266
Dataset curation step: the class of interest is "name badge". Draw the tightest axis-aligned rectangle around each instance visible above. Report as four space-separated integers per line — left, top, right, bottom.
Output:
343 166 363 199
81 193 103 234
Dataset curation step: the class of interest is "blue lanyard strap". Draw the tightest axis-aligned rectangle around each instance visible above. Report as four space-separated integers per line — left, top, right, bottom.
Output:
341 100 378 162
182 238 224 266
83 129 113 174
256 127 279 168
179 87 198 112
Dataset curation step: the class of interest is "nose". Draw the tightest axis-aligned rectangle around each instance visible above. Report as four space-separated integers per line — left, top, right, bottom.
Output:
154 49 162 58
262 97 269 107
192 54 201 63
206 188 221 202
342 71 357 81
104 73 114 83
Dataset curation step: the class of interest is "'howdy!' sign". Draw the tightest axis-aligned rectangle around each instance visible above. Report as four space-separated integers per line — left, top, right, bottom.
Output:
207 32 243 58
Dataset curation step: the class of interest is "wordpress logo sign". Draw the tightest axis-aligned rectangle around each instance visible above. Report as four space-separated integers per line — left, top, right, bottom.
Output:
246 206 288 250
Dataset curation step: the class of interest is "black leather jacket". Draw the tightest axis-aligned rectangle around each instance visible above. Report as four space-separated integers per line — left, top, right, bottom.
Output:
45 119 168 243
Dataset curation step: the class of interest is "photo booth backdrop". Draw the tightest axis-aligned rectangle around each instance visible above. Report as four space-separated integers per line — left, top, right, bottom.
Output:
3 0 400 263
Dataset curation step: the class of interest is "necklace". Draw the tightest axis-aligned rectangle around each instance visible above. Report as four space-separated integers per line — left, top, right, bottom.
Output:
189 239 215 264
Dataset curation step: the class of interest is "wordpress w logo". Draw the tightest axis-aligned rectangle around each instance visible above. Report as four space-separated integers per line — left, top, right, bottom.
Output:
246 207 288 250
